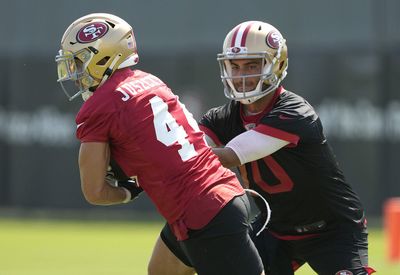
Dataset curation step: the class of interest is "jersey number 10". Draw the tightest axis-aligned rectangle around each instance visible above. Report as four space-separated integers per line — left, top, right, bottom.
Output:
240 157 294 194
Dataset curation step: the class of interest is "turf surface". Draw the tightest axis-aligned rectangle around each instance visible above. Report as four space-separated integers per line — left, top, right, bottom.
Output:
0 218 398 274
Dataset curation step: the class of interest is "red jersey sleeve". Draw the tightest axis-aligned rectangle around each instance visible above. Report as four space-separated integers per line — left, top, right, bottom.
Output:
76 102 115 143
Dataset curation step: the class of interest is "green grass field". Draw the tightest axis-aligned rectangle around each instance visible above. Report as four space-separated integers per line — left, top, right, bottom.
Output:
0 218 398 274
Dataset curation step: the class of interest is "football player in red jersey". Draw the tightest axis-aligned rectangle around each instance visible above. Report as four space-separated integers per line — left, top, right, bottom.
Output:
149 21 376 275
55 13 265 275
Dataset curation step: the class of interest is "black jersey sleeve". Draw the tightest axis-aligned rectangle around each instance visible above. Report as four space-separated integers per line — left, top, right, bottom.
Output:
256 91 325 145
199 101 244 145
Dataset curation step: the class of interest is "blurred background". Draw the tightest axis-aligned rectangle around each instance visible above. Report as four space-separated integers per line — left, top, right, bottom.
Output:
0 0 399 223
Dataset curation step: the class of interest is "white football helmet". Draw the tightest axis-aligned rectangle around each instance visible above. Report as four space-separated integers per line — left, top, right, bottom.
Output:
217 21 288 104
55 13 139 101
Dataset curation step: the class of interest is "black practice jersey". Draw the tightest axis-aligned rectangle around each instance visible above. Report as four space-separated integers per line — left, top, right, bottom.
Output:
199 87 365 237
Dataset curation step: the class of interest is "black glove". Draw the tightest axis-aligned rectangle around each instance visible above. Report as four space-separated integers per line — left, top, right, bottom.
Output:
109 158 130 181
117 178 143 200
107 158 143 201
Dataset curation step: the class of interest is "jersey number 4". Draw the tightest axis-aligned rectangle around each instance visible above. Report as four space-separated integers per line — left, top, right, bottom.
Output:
150 95 200 161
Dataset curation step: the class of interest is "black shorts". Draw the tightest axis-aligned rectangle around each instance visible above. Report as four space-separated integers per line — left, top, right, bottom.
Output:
250 214 371 275
160 194 264 275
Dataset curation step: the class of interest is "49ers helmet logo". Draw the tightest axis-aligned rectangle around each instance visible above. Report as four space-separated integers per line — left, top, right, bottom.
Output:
266 31 282 49
76 22 109 43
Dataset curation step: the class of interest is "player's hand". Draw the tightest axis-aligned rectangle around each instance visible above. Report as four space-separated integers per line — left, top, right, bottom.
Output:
117 178 143 200
107 158 142 201
105 166 118 186
106 158 130 186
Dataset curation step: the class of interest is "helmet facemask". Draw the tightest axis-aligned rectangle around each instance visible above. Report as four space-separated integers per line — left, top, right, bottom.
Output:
218 46 286 104
56 48 99 101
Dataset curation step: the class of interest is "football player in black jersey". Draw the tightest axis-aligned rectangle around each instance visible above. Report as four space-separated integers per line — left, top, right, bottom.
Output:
148 21 376 275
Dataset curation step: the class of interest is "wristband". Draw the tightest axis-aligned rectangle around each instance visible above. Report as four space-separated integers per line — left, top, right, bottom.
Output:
121 187 132 203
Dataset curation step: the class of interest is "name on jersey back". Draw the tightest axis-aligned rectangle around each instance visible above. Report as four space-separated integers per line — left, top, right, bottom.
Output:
116 74 163 101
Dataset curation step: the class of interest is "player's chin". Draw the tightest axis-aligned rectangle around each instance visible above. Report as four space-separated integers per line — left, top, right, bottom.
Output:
235 87 256 93
234 83 257 93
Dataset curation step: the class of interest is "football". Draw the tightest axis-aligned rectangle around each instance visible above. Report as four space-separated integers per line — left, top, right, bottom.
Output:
106 159 130 186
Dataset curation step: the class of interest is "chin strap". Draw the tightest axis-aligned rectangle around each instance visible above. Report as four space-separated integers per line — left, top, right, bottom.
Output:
78 54 138 102
81 90 93 101
98 54 123 88
244 188 271 236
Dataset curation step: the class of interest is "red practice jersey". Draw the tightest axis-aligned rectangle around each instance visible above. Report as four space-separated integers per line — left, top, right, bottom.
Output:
76 68 243 240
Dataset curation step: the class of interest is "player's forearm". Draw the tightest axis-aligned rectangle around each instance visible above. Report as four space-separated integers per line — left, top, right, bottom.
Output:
81 181 129 205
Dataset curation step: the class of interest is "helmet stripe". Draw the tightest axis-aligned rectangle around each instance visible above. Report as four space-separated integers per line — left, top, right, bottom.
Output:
230 25 241 47
240 22 254 47
230 22 255 47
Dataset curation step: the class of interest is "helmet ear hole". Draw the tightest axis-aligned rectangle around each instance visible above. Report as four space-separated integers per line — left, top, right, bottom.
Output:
97 56 110 65
279 61 285 70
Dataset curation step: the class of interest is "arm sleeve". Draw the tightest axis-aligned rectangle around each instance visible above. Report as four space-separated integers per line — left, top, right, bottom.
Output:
204 134 218 148
225 130 289 165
